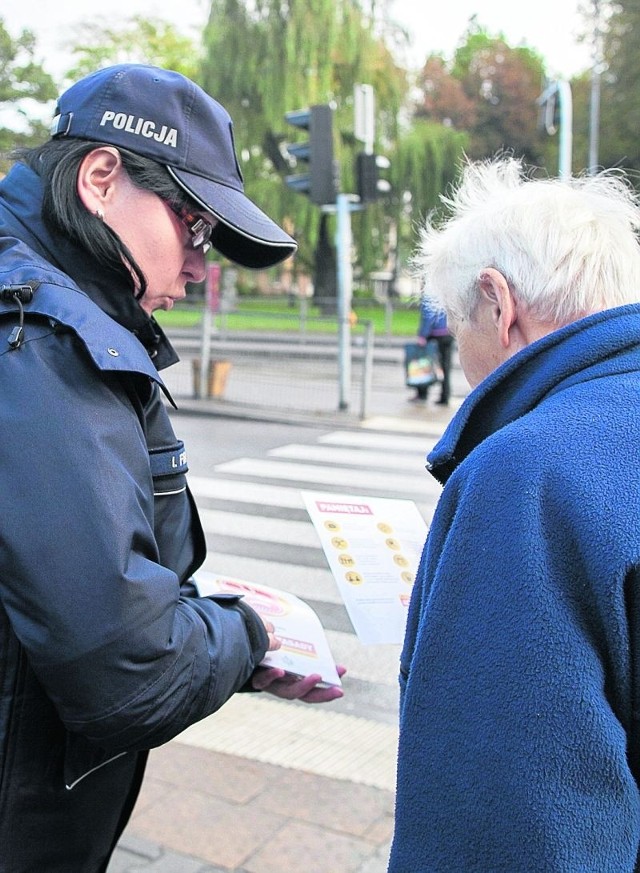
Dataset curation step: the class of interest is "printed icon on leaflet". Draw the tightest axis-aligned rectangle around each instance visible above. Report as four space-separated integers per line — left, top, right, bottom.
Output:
345 571 364 585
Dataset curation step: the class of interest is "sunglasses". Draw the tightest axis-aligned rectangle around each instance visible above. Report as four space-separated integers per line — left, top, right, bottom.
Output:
168 202 214 253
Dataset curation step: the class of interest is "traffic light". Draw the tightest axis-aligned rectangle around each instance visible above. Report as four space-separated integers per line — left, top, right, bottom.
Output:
284 104 338 205
356 152 391 204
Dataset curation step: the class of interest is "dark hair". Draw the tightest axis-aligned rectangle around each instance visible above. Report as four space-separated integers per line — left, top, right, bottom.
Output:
14 140 193 299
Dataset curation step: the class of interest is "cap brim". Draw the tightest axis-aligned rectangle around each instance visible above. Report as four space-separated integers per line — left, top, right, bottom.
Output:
168 167 297 269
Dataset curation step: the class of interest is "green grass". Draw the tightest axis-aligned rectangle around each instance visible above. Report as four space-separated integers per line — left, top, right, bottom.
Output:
155 308 202 328
154 298 419 336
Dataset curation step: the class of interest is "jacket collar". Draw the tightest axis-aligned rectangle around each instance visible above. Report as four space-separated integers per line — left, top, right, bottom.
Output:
427 304 640 483
0 163 179 371
0 236 169 393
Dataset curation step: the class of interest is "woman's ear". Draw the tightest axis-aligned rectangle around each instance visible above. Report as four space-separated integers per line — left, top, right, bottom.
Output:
76 147 123 219
478 268 517 349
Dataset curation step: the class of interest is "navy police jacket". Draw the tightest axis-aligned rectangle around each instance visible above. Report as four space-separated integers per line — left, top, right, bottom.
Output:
0 163 268 871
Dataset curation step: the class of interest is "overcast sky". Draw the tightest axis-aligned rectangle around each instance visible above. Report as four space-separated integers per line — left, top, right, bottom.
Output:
4 0 594 81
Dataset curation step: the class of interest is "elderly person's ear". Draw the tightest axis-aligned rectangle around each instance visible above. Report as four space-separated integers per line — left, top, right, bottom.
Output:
478 268 516 348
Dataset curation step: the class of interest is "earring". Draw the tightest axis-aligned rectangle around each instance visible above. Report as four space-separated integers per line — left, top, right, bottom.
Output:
95 209 105 221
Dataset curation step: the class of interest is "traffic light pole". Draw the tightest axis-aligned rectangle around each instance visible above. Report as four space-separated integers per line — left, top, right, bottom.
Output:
336 192 358 411
285 100 366 412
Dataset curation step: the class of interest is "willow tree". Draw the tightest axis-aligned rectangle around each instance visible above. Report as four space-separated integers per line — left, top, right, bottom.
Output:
388 121 468 277
199 0 408 302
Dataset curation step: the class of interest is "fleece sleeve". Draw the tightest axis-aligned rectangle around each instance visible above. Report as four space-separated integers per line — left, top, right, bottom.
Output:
389 431 640 873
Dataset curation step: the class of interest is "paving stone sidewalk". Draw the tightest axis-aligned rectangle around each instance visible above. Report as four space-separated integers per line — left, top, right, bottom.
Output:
108 743 394 873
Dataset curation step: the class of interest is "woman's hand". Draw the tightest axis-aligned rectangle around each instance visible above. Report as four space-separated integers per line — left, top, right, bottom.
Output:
251 665 347 703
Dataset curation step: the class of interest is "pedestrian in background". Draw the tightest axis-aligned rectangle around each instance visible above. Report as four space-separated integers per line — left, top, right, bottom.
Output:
410 299 453 405
389 155 640 871
0 64 344 873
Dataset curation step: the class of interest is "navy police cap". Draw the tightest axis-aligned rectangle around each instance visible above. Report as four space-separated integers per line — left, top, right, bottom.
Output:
50 64 297 269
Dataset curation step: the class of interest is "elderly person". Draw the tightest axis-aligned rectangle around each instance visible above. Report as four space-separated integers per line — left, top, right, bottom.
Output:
0 64 343 872
389 156 640 872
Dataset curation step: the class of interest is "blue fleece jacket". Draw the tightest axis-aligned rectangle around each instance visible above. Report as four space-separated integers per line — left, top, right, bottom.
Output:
389 304 640 872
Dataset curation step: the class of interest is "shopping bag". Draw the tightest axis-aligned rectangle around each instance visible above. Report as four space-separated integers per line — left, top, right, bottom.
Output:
404 341 441 388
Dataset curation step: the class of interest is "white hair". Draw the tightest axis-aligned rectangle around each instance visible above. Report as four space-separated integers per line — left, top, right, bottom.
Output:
412 156 640 326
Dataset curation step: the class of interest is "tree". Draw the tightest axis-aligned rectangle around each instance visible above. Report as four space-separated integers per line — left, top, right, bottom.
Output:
393 120 467 223
0 15 203 175
414 55 476 131
598 0 640 176
0 19 57 172
411 21 563 183
451 24 547 164
61 16 203 83
199 0 409 307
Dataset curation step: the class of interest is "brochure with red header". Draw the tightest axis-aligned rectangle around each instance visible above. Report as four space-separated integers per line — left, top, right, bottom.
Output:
193 570 342 687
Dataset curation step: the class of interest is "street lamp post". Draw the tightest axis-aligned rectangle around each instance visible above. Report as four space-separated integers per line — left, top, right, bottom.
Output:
537 79 573 179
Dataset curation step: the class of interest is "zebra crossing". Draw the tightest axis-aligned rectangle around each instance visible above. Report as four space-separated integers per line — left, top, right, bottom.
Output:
178 426 444 793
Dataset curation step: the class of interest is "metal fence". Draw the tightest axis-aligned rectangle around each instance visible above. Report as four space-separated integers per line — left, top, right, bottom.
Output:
160 305 412 421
